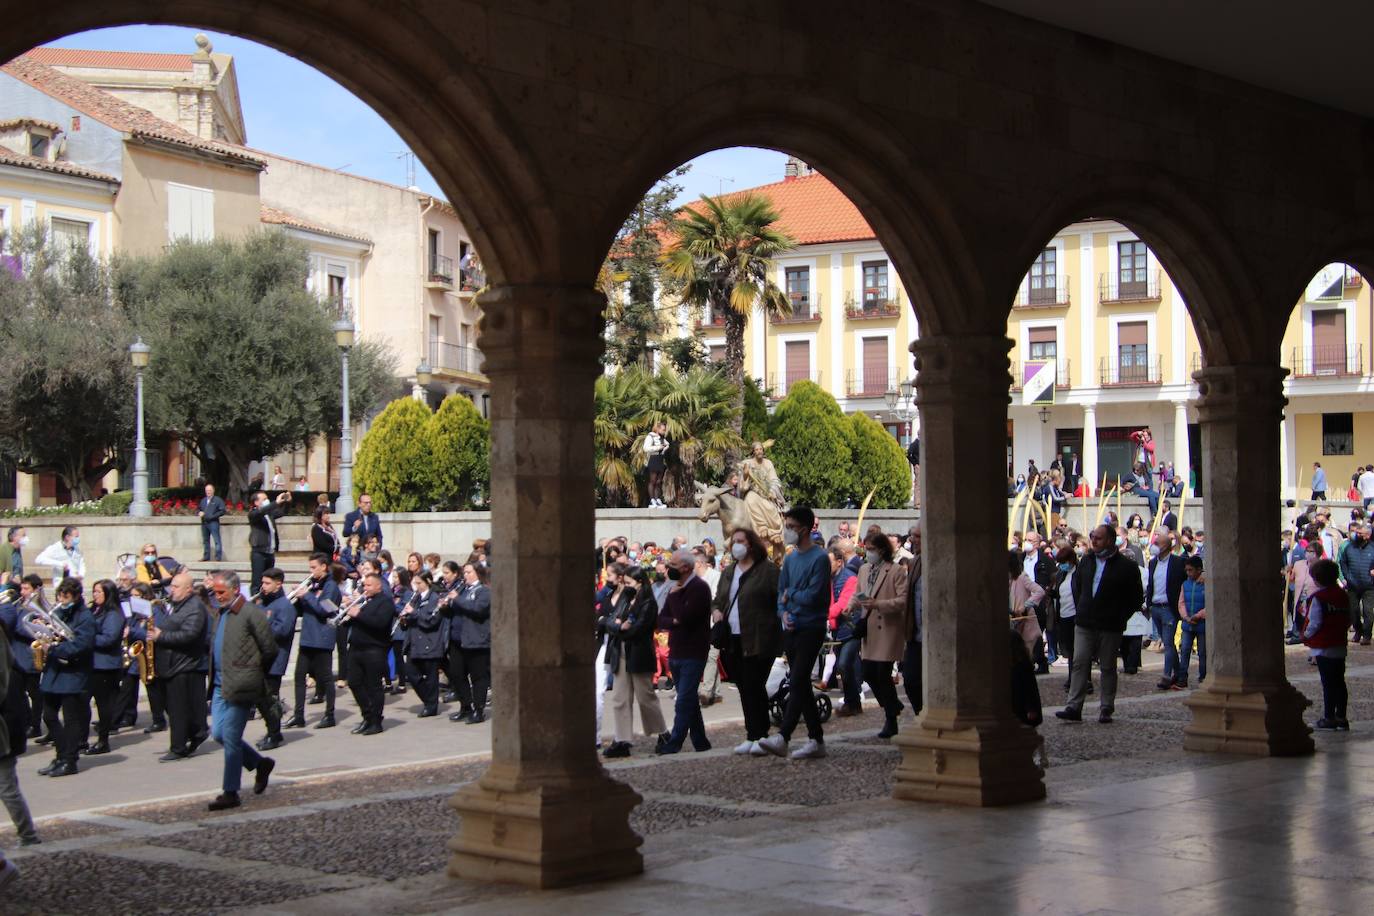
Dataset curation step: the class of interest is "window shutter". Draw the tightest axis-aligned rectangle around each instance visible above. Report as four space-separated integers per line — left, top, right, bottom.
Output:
862 337 887 393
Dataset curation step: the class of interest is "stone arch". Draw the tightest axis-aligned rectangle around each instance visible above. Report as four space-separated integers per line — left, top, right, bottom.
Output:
1008 168 1274 367
598 80 986 336
0 1 550 285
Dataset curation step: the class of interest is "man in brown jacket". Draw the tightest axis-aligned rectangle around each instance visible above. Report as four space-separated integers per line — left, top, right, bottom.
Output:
206 571 277 811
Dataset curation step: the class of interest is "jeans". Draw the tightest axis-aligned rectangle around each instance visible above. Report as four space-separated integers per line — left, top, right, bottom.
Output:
1066 626 1121 714
780 628 826 742
1150 604 1181 682
1136 486 1159 517
835 637 862 709
1315 655 1348 721
201 520 223 560
663 657 707 752
0 755 37 842
901 639 923 715
210 687 263 795
1178 624 1206 684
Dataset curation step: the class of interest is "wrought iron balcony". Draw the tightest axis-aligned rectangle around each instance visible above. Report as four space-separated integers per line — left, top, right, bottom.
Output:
428 340 485 377
1100 356 1163 386
845 368 898 398
844 290 902 319
767 370 823 398
771 292 822 324
428 253 454 286
1014 277 1071 309
1289 344 1362 378
1010 359 1071 391
1099 270 1161 303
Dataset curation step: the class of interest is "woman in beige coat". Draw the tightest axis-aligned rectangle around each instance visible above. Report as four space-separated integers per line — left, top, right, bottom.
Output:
1008 550 1046 659
847 532 908 738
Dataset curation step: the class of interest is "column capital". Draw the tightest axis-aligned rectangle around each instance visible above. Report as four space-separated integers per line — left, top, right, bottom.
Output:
1194 364 1287 423
477 284 605 374
910 335 1011 404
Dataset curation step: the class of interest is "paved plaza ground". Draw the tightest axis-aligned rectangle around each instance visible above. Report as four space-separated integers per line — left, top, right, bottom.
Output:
5 645 1373 914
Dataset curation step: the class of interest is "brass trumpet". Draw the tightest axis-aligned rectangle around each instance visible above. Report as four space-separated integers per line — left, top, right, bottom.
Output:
23 600 75 674
326 592 364 628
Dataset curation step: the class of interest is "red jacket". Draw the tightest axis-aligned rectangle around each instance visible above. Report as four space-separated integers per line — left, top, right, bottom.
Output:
1302 585 1350 650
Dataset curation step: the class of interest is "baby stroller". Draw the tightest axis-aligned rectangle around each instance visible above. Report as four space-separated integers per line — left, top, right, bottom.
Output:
766 658 833 727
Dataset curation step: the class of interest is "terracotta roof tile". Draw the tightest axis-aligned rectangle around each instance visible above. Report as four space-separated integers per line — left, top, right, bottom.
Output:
26 48 194 72
0 147 119 184
1 55 263 168
684 172 875 246
0 116 61 133
260 205 372 245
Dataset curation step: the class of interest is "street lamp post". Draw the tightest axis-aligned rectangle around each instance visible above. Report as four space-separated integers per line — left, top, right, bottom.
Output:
128 337 152 518
413 360 432 403
334 317 357 516
886 377 918 508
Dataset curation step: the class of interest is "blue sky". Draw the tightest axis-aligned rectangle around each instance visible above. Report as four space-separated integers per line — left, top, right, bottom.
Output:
42 26 788 208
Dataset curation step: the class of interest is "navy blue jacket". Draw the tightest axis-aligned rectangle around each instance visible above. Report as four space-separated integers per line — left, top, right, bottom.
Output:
0 599 36 673
259 590 298 677
295 577 342 651
1146 554 1187 617
452 583 491 649
90 603 126 670
391 586 412 644
342 509 383 547
402 589 447 659
38 600 96 695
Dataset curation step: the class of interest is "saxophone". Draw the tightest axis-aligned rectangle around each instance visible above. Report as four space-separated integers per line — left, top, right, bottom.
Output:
129 602 160 684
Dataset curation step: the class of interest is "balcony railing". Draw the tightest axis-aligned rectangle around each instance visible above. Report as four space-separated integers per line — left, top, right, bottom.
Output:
428 340 485 376
767 370 822 398
695 308 728 329
845 368 898 398
771 293 822 324
1100 356 1163 386
428 253 454 285
1014 277 1071 309
1190 352 1207 375
1289 344 1363 378
844 291 902 320
1099 270 1161 303
459 265 485 292
1010 359 1071 391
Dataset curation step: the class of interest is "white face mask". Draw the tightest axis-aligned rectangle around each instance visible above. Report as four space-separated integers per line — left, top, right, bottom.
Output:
783 528 800 547
731 542 748 561
1115 536 1126 550
18 536 28 547
1148 544 1162 558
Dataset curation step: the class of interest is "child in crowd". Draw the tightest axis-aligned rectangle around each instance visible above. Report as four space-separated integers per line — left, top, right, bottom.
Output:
1177 555 1206 687
1302 559 1350 730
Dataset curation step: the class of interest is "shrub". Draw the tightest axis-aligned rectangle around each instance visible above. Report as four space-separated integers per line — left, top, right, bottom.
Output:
353 397 434 511
849 412 911 508
769 380 855 508
424 395 490 509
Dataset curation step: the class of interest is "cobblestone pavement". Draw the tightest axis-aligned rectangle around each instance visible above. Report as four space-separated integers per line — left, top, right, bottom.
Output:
4 644 1370 914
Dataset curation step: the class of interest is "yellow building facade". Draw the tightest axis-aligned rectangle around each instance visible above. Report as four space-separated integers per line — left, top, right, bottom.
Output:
689 168 1372 499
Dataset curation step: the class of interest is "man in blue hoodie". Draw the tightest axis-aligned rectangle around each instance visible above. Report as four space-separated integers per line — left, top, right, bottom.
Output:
1338 520 1374 645
757 506 831 761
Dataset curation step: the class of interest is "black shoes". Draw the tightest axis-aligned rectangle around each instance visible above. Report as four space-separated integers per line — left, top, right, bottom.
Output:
465 710 486 725
187 735 207 756
48 761 78 777
83 741 111 756
448 706 471 722
1055 708 1083 722
360 722 383 736
143 722 167 734
256 734 284 751
308 695 325 705
350 722 368 734
877 716 899 739
34 733 54 746
315 714 336 729
1099 711 1114 724
283 716 306 730
441 691 459 703
36 759 59 776
1315 718 1340 730
159 750 189 762
602 741 631 758
254 757 275 795
208 792 241 811
417 708 438 718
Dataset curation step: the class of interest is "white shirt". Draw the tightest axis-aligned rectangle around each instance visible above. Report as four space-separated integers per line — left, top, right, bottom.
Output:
1022 551 1038 580
726 563 746 635
1057 572 1076 619
1359 470 1374 499
699 566 720 592
34 540 85 585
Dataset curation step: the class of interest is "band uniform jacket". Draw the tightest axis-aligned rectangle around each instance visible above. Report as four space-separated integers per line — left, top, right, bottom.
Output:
401 589 447 659
37 599 96 695
295 577 342 651
258 590 298 677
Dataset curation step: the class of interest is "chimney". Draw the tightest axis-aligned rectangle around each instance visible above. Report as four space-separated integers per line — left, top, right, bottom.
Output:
783 155 814 181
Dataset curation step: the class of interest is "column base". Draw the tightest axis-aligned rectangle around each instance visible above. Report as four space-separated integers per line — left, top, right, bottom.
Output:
1183 678 1314 756
893 711 1046 806
447 764 643 888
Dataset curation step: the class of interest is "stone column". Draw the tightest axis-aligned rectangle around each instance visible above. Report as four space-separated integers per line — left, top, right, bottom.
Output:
1082 404 1098 495
448 285 642 887
1183 365 1312 756
1172 400 1190 488
14 471 37 509
894 335 1045 806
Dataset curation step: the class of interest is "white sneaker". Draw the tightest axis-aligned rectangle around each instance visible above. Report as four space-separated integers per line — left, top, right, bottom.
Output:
0 859 18 892
734 740 756 755
790 739 826 760
755 734 788 757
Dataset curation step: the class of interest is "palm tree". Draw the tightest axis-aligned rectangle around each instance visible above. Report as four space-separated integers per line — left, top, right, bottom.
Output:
663 194 795 454
593 368 649 506
642 366 744 506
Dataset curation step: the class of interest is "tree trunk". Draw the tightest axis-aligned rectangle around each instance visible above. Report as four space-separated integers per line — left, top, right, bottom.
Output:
723 302 747 468
212 439 253 502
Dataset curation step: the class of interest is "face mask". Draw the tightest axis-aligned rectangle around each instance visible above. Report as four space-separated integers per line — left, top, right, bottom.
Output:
628 551 639 561
731 543 747 561
144 553 156 562
1115 536 1126 550
1148 544 1161 558
666 567 682 581
381 561 390 571
1074 546 1086 557
19 536 28 547
783 528 799 547
70 537 80 548
1023 544 1036 555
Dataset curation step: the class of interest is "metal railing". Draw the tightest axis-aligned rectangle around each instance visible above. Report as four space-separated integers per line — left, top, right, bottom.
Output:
1190 352 1206 374
1014 277 1071 308
1010 359 1071 390
845 368 898 397
1100 356 1163 386
1289 344 1362 378
459 265 485 291
696 308 728 328
767 370 823 398
844 290 903 319
428 253 454 284
771 293 822 323
428 340 485 376
1099 270 1161 303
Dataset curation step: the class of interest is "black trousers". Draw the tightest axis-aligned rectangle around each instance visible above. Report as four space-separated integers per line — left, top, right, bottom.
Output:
724 637 773 741
1315 656 1348 721
389 643 406 686
115 673 141 727
294 647 335 716
335 626 351 681
165 671 207 753
41 692 85 765
86 669 123 743
1119 635 1143 674
449 645 491 711
901 639 923 715
23 672 43 735
407 657 441 711
258 674 284 738
780 628 826 742
862 659 903 718
146 675 168 727
348 646 388 725
250 550 274 594
1057 622 1077 687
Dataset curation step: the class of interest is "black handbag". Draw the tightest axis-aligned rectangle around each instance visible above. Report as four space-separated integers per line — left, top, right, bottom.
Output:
852 565 884 640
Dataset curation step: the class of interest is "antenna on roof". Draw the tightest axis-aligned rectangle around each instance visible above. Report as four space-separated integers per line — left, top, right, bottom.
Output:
395 150 416 188
702 173 735 196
